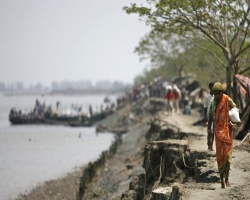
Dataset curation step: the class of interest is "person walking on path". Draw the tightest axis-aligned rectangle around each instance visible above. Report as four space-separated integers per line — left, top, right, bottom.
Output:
165 88 174 116
173 87 180 113
204 82 214 150
207 82 237 189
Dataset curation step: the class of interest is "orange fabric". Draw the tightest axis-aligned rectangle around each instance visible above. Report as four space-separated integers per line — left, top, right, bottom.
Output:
214 94 233 178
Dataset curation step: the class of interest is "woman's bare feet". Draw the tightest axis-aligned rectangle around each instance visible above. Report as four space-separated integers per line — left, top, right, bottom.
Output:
225 181 231 187
221 182 225 189
225 178 231 187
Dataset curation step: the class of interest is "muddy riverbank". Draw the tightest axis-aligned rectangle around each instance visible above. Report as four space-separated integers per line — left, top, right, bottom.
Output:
16 98 250 200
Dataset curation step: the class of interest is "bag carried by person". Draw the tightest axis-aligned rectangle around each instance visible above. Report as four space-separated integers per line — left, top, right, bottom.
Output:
229 107 241 123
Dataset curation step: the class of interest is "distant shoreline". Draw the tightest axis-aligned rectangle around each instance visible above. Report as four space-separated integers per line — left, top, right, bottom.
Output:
2 89 125 97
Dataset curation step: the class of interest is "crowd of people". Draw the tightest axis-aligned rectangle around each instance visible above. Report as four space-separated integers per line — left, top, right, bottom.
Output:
126 76 198 116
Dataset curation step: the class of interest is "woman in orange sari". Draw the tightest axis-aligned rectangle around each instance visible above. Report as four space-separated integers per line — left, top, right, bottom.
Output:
207 82 236 188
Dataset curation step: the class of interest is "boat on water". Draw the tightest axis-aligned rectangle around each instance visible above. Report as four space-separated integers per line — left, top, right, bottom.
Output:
9 108 45 125
9 99 47 125
9 97 117 126
96 123 128 134
9 108 113 127
9 110 104 127
68 111 112 127
43 111 83 126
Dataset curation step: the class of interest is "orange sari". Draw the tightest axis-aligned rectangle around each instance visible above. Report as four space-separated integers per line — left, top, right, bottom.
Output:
214 94 232 178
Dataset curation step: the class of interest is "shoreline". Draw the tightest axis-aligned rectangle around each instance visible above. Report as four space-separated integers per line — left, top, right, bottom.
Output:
14 103 133 200
15 98 250 200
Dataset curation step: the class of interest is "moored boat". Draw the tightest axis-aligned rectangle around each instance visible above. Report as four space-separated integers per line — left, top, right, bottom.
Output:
9 108 44 125
68 112 107 127
9 97 117 126
43 109 85 126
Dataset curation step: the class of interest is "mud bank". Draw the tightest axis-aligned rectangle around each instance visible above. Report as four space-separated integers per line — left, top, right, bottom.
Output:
82 98 250 200
16 98 250 200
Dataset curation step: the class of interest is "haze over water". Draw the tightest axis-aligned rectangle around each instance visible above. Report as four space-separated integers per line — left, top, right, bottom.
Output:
0 94 116 200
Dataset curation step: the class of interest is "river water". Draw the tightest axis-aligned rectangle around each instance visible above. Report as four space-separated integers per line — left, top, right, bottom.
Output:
0 94 117 200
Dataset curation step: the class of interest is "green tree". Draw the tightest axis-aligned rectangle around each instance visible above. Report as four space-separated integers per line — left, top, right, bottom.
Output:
135 31 193 79
183 36 228 87
124 0 250 99
134 31 226 87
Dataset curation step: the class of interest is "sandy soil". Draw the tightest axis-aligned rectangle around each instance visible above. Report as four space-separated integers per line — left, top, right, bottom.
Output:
158 110 250 200
15 103 250 200
184 147 250 200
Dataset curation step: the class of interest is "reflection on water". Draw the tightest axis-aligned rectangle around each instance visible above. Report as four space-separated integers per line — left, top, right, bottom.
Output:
0 94 116 200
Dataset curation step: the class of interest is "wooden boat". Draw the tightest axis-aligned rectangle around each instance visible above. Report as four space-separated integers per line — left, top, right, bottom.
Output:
43 117 77 126
68 112 107 127
9 114 44 125
9 109 44 125
96 124 128 134
9 106 114 127
43 111 83 126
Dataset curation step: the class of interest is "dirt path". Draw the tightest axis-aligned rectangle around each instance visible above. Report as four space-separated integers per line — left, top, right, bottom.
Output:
158 110 250 200
186 149 250 200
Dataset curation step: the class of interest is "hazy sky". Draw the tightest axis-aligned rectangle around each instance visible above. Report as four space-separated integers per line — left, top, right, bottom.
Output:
0 0 150 87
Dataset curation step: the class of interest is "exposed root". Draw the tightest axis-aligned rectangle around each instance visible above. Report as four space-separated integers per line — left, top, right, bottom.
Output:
152 155 164 191
182 153 195 169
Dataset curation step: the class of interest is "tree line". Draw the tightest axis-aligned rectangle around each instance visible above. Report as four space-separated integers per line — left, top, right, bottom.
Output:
124 0 250 102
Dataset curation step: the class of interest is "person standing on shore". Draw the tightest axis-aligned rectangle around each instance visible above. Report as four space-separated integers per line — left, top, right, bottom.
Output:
172 86 181 113
204 82 214 150
165 88 173 116
207 82 237 189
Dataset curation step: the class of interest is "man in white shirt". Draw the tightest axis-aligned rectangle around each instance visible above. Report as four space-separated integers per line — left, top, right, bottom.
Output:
204 82 214 150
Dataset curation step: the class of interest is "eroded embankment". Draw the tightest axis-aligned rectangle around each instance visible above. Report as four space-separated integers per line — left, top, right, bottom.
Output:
77 134 122 200
119 114 220 200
